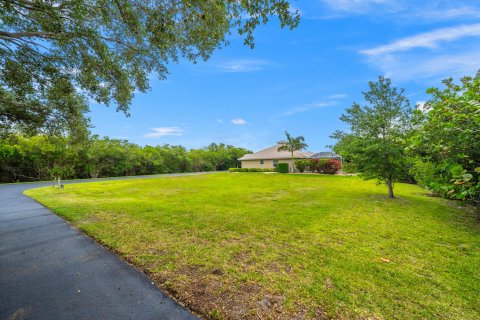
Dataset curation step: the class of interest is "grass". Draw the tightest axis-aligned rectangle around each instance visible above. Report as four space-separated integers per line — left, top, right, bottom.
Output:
25 173 480 319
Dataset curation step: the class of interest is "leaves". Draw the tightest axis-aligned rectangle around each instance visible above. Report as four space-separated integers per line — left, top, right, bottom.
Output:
409 73 480 204
0 0 299 135
332 76 413 197
0 134 251 182
278 131 308 172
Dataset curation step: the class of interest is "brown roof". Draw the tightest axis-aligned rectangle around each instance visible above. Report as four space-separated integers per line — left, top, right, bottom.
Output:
238 144 311 161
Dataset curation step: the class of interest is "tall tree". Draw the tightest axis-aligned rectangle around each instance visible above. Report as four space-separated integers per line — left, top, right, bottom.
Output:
332 76 412 198
0 0 299 136
278 130 308 172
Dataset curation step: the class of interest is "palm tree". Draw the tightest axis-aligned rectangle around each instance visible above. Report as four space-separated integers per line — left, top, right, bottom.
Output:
277 131 308 172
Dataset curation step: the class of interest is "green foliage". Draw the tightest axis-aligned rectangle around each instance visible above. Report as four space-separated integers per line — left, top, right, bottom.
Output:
188 143 250 172
228 168 276 172
332 76 412 197
0 134 81 182
0 0 299 135
0 134 250 182
341 162 357 174
277 163 289 173
408 73 480 205
316 159 329 173
278 131 308 172
294 159 308 172
409 159 439 189
306 158 321 173
320 159 341 174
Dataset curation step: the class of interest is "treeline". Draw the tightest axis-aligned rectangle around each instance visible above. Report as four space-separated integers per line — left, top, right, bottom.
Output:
0 135 250 183
333 74 479 205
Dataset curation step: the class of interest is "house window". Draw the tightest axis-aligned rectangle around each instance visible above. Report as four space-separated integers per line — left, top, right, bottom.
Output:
273 160 278 168
260 160 264 165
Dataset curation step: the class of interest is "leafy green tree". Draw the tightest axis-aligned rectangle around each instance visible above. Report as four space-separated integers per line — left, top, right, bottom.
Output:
0 132 252 182
408 73 480 204
189 149 215 172
278 131 308 172
204 143 250 170
1 0 299 135
142 145 167 174
0 134 77 182
332 76 412 198
188 143 249 172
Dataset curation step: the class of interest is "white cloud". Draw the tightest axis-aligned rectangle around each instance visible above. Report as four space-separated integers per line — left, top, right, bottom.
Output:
145 127 185 138
361 23 480 56
417 6 480 21
328 93 348 99
231 118 247 125
217 59 270 73
365 48 480 81
321 0 404 14
359 22 480 82
319 0 480 22
416 100 435 113
281 101 336 117
416 100 426 111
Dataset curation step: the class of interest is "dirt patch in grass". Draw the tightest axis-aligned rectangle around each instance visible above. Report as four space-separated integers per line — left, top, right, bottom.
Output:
153 265 274 319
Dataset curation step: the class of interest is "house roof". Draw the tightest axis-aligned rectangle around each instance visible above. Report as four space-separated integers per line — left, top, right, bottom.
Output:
309 151 341 159
238 142 341 161
238 143 312 161
303 151 316 157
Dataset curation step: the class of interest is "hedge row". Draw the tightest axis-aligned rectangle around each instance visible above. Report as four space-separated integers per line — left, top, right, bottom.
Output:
294 159 341 174
228 168 277 172
277 163 289 173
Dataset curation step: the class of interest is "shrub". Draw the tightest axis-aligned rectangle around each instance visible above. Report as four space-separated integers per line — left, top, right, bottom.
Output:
306 159 319 172
294 159 308 173
316 159 328 173
320 159 341 174
409 160 480 202
228 168 276 172
277 163 289 173
409 159 439 188
341 162 357 174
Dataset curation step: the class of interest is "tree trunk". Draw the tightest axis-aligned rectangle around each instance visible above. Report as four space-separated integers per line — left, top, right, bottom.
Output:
386 178 394 198
291 151 294 173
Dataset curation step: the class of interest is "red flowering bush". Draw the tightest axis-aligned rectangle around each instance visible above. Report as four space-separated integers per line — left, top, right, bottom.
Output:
321 159 341 174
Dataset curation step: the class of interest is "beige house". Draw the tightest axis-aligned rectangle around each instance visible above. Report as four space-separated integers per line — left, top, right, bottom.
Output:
238 141 316 169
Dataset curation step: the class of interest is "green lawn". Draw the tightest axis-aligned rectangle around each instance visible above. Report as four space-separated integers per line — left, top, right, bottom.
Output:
25 173 480 319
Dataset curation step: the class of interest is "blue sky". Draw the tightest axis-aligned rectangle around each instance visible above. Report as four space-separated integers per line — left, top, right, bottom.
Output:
88 0 480 152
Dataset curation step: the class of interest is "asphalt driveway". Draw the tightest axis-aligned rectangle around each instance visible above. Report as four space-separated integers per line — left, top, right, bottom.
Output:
0 174 207 320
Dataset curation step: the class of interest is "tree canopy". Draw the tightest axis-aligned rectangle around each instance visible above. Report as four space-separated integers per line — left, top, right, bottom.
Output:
408 73 480 204
332 76 412 198
0 134 251 182
0 0 299 136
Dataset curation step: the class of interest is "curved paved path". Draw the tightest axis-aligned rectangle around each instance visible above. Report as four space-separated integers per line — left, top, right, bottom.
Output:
0 174 207 320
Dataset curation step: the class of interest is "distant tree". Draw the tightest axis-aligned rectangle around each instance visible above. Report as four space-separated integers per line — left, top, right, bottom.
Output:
189 149 215 172
278 131 308 172
332 76 412 198
0 0 299 136
0 132 252 182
